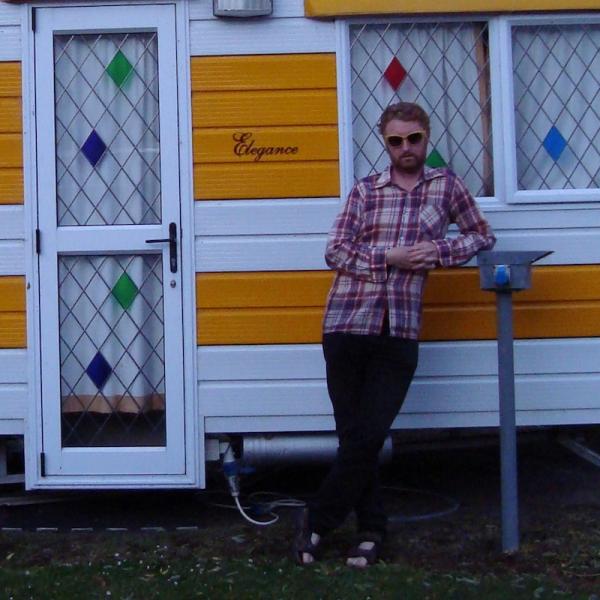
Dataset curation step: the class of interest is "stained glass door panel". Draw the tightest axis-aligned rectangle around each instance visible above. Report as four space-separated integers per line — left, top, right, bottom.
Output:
35 5 187 479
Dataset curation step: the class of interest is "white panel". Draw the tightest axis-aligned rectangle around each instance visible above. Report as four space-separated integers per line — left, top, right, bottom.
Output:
205 409 600 433
189 17 335 55
0 349 27 383
195 199 339 236
0 4 21 25
189 0 304 19
197 340 600 430
193 199 600 271
0 25 21 61
196 233 328 271
0 385 27 419
198 339 600 382
0 206 24 239
0 240 25 275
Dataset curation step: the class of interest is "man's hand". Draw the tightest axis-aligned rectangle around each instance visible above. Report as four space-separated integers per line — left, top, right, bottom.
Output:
385 242 438 270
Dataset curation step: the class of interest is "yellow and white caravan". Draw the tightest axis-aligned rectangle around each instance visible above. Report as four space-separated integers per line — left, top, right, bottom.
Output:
0 0 599 488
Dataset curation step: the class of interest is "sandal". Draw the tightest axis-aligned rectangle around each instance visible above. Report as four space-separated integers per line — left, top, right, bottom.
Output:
346 535 383 568
291 507 321 565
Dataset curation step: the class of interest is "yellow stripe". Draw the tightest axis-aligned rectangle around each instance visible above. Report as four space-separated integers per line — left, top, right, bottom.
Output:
0 64 23 204
0 98 22 134
0 277 26 349
194 161 340 200
0 63 21 97
192 54 338 201
197 266 600 345
304 0 600 16
0 169 23 205
192 90 338 128
197 271 332 308
195 126 339 164
0 134 23 168
191 54 337 91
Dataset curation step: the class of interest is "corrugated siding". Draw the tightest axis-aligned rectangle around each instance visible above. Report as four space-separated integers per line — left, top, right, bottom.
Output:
196 265 600 345
0 62 22 204
191 54 339 200
0 276 25 348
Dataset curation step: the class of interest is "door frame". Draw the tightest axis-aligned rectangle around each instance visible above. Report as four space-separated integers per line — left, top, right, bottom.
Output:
22 0 201 489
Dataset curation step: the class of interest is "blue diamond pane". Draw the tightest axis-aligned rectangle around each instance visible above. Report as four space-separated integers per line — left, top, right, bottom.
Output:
543 126 567 161
86 352 113 390
81 130 107 167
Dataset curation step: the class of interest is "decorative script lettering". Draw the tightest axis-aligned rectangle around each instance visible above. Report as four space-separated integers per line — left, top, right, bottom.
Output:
233 132 299 162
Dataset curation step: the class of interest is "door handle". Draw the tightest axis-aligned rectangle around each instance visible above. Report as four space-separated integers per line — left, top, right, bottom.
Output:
146 222 178 273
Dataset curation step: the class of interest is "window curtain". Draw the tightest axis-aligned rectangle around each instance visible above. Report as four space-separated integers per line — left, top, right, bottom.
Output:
53 32 166 445
350 22 493 197
512 24 600 191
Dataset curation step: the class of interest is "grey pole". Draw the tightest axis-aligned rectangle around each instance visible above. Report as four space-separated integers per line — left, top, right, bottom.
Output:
496 290 519 553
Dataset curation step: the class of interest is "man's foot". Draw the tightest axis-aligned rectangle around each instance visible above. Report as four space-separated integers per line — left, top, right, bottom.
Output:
346 539 381 568
292 508 322 565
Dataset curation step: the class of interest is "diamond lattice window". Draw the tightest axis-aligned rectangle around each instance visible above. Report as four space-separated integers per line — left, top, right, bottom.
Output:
350 22 493 197
512 24 600 191
54 32 161 226
58 255 166 447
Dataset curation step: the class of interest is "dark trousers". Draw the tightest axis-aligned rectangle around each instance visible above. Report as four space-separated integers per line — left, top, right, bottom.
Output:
309 332 418 537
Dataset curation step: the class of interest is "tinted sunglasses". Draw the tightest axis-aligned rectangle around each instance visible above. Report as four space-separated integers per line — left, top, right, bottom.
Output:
384 130 427 147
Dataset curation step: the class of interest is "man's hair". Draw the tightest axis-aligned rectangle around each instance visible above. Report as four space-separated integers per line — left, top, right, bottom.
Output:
377 102 430 136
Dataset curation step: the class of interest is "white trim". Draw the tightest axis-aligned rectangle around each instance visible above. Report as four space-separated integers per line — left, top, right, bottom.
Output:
335 20 354 202
23 3 40 491
189 17 335 56
0 25 21 61
175 0 202 487
23 2 200 488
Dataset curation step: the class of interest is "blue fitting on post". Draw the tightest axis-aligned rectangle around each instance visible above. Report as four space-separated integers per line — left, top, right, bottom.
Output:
494 264 511 287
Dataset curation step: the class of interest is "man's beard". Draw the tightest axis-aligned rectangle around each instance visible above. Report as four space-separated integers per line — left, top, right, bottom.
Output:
394 151 426 174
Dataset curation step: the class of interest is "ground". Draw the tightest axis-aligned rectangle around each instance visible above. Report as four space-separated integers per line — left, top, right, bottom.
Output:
1 428 600 597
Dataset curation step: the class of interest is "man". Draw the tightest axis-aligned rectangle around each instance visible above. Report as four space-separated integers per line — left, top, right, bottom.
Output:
293 102 496 567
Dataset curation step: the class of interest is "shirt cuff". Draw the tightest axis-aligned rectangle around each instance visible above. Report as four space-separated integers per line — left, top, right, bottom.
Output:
370 247 389 282
432 239 452 266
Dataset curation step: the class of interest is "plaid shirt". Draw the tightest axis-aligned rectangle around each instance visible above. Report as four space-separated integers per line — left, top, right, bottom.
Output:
323 166 496 339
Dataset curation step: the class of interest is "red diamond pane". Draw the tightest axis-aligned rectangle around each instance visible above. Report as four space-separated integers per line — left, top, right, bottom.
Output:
383 57 407 91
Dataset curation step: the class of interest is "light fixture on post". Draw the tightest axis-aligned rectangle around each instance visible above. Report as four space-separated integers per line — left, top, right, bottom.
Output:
213 0 273 18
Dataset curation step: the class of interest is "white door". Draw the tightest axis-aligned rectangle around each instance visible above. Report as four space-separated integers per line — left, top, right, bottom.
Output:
33 4 191 480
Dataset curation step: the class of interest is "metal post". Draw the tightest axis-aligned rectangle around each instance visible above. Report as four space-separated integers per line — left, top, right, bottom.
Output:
496 291 519 553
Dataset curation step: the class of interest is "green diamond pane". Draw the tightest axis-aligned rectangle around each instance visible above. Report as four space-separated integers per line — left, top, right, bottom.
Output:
106 50 134 88
426 148 447 168
111 272 139 310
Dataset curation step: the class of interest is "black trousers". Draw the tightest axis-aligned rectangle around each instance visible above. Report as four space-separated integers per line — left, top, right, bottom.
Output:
309 332 418 537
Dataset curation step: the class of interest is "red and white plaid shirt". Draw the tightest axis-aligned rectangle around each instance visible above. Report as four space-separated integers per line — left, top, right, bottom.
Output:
323 166 496 339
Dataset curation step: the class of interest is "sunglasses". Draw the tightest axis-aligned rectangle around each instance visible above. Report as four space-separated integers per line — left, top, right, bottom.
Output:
384 130 427 147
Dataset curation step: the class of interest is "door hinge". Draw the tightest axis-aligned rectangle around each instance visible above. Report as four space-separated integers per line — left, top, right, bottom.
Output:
40 452 46 477
35 229 41 254
31 8 36 33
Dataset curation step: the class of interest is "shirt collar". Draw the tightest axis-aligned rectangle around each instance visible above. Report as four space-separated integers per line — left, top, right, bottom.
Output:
374 165 444 189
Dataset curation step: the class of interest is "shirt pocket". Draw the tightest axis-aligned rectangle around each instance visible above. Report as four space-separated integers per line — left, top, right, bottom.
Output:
418 203 447 240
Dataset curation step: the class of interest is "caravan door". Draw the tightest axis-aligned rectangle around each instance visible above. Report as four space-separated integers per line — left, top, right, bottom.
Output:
32 4 196 484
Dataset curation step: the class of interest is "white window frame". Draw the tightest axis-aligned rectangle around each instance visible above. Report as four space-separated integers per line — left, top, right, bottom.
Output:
337 13 600 207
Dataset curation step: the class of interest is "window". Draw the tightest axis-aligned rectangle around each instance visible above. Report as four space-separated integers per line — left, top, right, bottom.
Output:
344 15 600 204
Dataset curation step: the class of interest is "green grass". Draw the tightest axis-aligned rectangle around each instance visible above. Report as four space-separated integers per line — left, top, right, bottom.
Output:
0 556 583 600
0 530 592 600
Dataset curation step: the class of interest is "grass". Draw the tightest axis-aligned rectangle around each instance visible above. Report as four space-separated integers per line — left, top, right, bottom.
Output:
0 532 589 599
2 437 600 598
